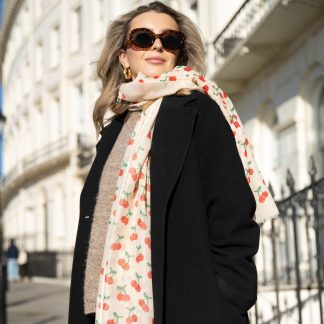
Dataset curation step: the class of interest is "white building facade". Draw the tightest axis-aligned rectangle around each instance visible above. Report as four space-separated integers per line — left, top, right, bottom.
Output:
2 0 324 322
211 1 324 323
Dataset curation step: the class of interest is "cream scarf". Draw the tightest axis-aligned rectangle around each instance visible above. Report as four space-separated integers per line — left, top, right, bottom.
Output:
95 65 279 323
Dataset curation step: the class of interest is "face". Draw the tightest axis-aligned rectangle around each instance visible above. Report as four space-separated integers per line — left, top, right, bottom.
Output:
119 11 181 79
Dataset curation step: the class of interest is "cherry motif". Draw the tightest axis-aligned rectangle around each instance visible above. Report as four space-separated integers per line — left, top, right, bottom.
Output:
111 235 124 250
137 218 147 230
119 199 129 208
144 237 151 249
129 167 138 181
131 272 142 292
198 75 205 82
136 245 144 263
105 267 117 285
138 292 152 313
121 216 128 225
116 285 131 302
130 226 138 241
147 262 152 279
234 120 240 128
118 251 133 270
203 85 209 94
105 275 113 284
169 76 177 81
126 306 138 323
118 258 129 270
259 191 269 203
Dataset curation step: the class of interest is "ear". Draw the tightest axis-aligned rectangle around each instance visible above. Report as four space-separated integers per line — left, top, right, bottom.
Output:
119 49 130 69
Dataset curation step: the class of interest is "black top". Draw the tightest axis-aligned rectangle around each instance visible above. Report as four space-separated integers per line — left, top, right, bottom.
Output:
7 244 19 259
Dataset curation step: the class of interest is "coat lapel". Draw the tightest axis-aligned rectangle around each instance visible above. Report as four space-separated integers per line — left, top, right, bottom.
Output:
150 93 198 324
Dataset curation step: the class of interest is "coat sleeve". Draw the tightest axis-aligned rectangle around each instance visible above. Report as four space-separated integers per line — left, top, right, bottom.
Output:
194 91 260 315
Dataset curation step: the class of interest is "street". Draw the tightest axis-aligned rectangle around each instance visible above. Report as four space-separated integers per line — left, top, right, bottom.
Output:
7 279 69 324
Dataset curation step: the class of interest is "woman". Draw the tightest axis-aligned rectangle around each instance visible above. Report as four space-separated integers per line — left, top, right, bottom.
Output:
69 2 278 324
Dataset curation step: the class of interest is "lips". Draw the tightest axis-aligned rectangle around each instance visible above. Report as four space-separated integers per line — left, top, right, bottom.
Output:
145 57 165 64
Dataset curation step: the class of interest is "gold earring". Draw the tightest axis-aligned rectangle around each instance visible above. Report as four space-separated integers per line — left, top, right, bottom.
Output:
123 67 132 80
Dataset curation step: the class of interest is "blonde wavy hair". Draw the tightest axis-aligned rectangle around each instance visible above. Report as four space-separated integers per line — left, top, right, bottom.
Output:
93 1 206 134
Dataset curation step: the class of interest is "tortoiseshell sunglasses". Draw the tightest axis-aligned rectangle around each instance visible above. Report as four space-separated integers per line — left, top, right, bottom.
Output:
126 28 185 52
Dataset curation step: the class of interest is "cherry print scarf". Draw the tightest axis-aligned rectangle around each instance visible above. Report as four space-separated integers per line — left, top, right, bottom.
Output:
96 98 161 324
113 65 279 223
96 65 279 324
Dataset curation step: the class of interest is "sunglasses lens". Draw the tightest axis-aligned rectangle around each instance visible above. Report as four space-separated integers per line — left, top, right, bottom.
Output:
128 29 184 51
161 34 183 50
132 31 154 48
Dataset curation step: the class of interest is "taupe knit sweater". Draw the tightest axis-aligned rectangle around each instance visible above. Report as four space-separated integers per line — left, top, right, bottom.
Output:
83 111 141 314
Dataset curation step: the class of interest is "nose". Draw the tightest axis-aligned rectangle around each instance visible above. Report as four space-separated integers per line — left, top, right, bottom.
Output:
151 37 163 52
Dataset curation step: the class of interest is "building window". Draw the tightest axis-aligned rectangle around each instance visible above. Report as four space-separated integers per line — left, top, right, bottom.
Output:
71 83 84 131
48 95 61 142
255 105 279 196
35 41 43 82
70 6 82 53
318 85 324 148
50 24 60 68
93 0 104 42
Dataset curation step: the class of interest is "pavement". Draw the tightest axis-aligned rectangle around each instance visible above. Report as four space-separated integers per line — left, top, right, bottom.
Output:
6 278 70 324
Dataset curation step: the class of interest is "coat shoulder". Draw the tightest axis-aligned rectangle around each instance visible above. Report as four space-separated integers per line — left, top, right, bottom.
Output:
165 90 222 115
185 90 229 132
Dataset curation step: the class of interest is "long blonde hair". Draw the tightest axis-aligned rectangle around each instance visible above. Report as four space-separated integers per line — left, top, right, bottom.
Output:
93 1 206 134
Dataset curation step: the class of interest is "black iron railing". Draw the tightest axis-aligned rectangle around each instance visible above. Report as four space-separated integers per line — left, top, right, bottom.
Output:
255 156 324 324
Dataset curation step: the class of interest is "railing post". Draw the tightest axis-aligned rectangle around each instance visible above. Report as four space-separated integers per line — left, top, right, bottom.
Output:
281 186 292 284
308 155 323 324
269 183 281 324
271 219 281 323
287 168 303 324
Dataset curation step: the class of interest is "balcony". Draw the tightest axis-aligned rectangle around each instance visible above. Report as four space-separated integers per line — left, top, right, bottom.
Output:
2 135 71 206
1 132 95 207
212 0 324 94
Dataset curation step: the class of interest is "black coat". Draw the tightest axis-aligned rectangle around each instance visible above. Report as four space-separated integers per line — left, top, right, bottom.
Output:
68 90 260 324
